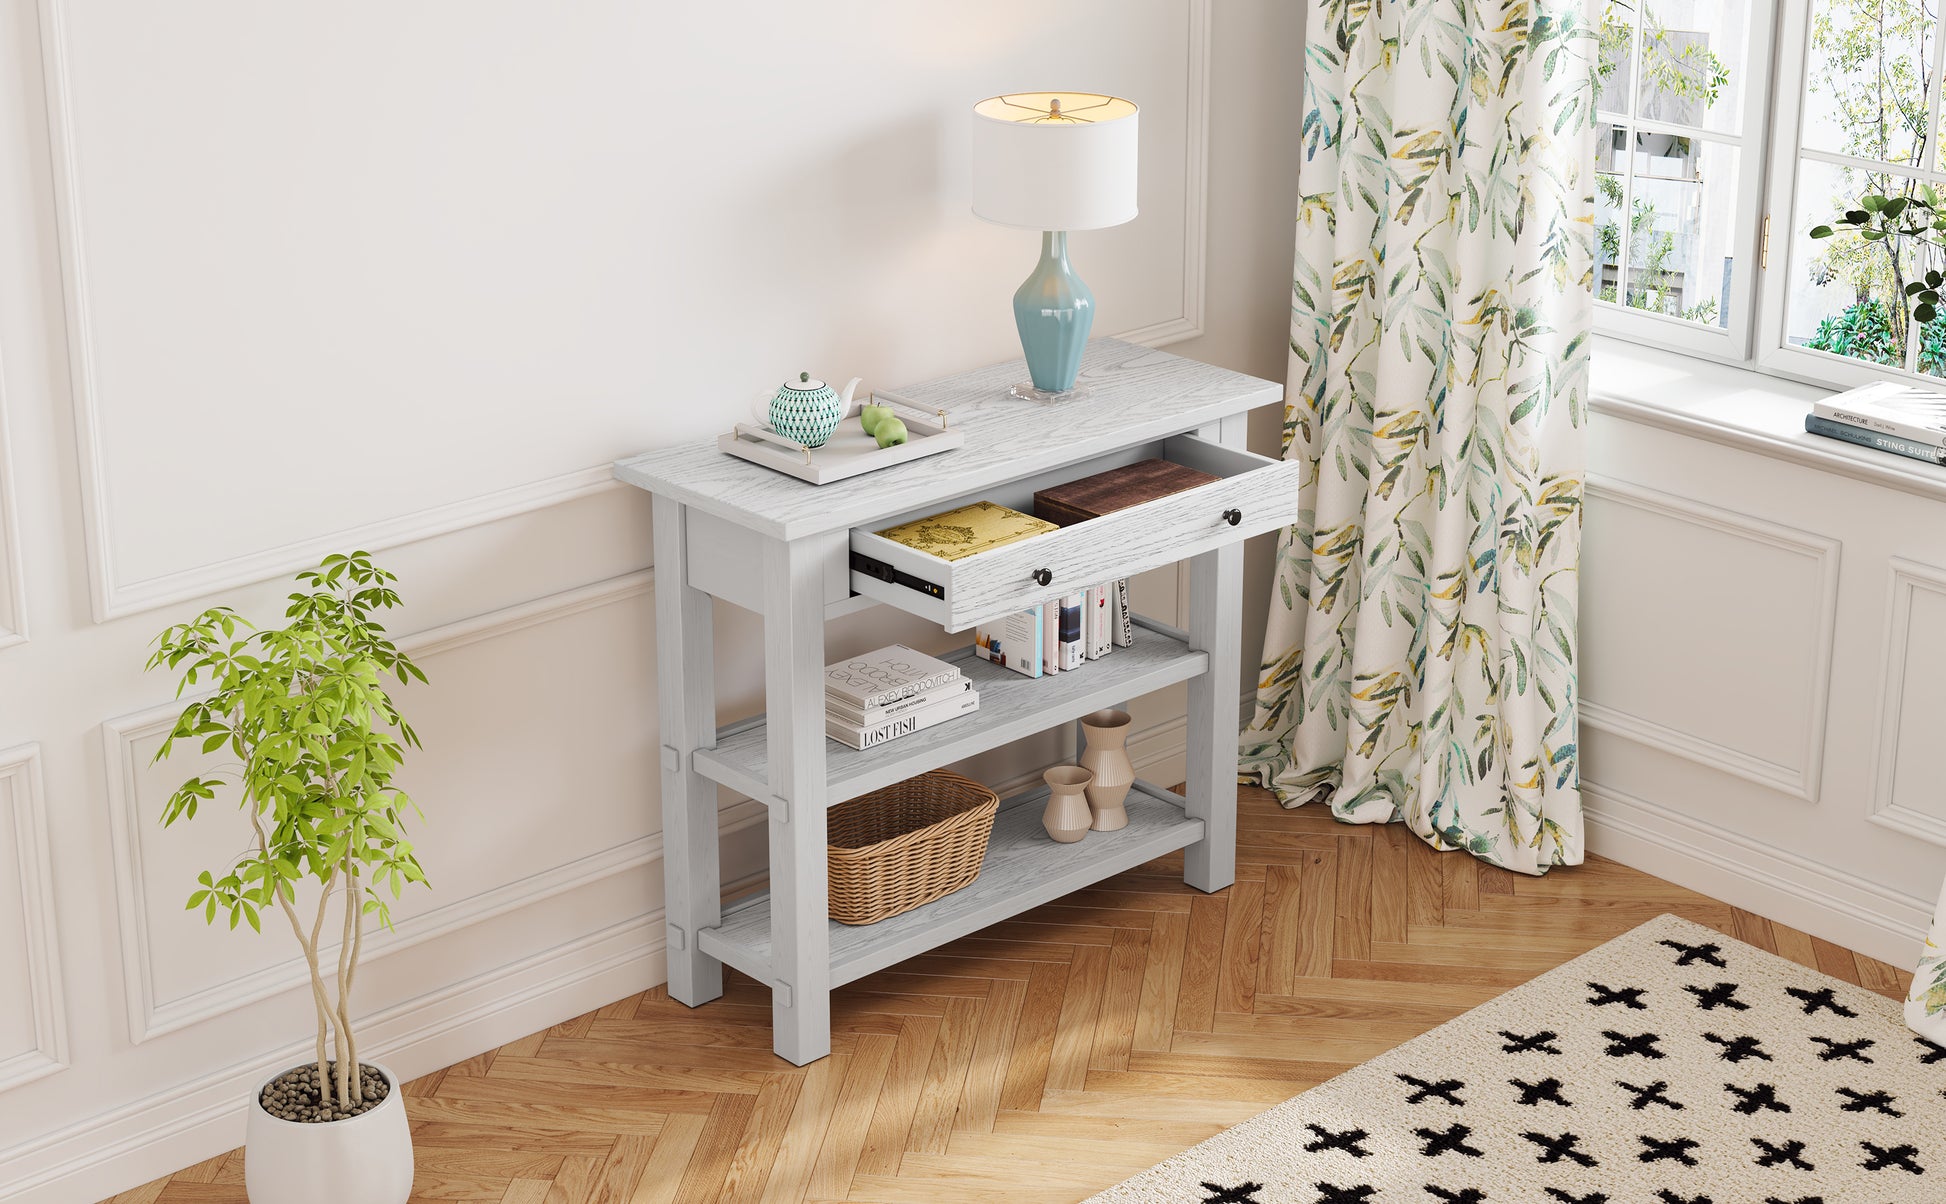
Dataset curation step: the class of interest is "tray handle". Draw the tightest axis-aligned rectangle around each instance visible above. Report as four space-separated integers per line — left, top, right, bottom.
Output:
730 423 814 465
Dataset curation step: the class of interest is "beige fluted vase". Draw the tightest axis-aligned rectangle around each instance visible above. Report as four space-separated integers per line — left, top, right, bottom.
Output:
1042 766 1094 843
1079 709 1133 832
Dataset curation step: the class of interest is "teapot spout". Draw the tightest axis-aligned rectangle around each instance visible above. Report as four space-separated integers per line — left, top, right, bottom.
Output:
840 377 863 407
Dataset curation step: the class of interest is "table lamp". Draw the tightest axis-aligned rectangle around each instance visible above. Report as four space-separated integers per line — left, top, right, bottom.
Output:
971 92 1139 402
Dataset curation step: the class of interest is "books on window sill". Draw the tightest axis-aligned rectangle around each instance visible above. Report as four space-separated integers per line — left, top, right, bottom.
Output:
1806 381 1946 465
974 578 1131 680
826 645 979 749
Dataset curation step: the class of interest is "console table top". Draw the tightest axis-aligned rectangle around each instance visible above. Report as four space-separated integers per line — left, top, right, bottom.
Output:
613 338 1282 540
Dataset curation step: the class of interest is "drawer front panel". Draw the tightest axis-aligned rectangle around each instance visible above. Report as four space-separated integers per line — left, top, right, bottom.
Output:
851 440 1302 630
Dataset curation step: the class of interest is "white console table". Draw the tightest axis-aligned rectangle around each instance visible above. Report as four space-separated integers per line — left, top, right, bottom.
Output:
613 338 1290 1064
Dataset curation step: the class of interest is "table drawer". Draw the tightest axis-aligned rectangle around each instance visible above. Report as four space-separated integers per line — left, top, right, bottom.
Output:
850 434 1301 631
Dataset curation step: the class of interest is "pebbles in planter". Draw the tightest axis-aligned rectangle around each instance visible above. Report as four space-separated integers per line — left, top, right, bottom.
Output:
258 1061 390 1122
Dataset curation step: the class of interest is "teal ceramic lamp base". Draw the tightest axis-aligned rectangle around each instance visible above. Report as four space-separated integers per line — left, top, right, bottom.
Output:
1010 231 1094 403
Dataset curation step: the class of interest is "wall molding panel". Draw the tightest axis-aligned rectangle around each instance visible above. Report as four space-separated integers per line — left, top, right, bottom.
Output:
37 0 1216 623
1584 780 1932 967
102 570 665 1042
1581 477 1841 803
0 745 68 1092
1868 558 1946 849
0 340 26 649
1112 0 1211 349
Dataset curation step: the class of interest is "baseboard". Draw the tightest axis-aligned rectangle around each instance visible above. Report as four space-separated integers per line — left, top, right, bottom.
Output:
1583 780 1935 968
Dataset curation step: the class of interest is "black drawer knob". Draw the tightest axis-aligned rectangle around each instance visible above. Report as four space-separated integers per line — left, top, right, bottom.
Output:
1032 568 1053 586
1222 508 1243 526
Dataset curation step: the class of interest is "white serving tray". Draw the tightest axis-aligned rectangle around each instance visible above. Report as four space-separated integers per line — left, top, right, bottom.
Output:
719 390 964 485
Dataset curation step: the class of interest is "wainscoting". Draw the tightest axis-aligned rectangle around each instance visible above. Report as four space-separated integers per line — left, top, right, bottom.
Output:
0 3 1310 1201
1583 345 1946 967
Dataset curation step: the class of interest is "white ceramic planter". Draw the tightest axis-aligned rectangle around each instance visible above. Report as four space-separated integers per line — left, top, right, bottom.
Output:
244 1062 412 1204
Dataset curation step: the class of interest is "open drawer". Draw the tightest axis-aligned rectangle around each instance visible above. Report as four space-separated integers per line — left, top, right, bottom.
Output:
849 434 1302 631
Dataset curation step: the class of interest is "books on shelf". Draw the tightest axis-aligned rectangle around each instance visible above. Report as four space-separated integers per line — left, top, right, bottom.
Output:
826 644 977 749
971 577 1132 680
1806 381 1946 465
826 686 981 750
826 677 970 728
1058 592 1085 670
974 608 1043 679
825 645 961 709
1087 585 1111 659
1112 578 1133 647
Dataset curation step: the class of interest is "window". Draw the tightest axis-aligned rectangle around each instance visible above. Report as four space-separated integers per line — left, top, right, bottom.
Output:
1597 0 1946 392
1595 1 1773 358
1760 2 1946 385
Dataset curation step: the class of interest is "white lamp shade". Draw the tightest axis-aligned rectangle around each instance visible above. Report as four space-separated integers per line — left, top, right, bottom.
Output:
970 92 1138 231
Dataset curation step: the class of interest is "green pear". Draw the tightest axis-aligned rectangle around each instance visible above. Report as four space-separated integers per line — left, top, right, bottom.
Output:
859 404 894 436
873 416 909 448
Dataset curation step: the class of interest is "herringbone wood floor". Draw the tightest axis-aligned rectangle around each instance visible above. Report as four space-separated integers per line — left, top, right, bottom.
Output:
121 786 1912 1204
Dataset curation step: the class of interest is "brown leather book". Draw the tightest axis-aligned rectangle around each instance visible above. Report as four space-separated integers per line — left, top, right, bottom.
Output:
1033 459 1221 527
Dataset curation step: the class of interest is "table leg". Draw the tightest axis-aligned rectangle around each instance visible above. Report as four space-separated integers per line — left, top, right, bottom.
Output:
1185 414 1246 893
762 533 837 1065
653 497 723 1006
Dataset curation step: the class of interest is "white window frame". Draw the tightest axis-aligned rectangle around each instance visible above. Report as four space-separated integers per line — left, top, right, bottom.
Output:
1593 0 1777 363
1754 2 1946 391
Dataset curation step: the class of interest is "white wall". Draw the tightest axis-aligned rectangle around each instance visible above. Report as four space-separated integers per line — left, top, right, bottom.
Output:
1582 347 1946 970
0 3 1303 1200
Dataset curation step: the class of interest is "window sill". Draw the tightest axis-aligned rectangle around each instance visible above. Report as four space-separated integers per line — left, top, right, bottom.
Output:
1590 336 1946 504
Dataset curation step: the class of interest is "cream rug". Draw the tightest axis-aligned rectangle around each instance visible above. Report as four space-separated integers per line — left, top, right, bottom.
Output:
1085 915 1938 1204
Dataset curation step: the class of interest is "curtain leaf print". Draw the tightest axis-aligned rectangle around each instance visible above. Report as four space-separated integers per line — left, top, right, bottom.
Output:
1243 0 1597 875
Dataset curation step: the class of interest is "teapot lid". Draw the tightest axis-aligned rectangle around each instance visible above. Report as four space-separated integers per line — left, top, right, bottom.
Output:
782 371 826 392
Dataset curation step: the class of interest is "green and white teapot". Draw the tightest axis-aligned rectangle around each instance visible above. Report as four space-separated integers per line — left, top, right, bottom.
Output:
767 372 861 449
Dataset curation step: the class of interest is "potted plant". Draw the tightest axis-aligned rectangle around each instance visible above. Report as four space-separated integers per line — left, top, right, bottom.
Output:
148 551 429 1204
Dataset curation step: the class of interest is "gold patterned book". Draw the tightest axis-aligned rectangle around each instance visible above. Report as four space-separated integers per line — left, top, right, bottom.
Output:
876 501 1057 561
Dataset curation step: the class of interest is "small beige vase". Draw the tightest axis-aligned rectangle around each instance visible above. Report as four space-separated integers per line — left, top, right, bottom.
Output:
1042 766 1094 843
1078 709 1133 832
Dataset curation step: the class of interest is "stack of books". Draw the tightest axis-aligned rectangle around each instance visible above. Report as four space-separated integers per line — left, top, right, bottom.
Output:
825 645 979 750
973 579 1133 680
1806 381 1946 465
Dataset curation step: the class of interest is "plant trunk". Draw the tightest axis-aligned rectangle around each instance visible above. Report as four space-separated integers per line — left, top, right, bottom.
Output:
334 869 359 1107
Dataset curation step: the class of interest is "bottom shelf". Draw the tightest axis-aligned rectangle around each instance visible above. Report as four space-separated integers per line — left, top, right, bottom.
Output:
698 779 1205 989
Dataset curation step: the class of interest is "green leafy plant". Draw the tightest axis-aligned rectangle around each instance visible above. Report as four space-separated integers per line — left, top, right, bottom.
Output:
148 552 428 1111
1803 296 1902 364
1812 189 1946 325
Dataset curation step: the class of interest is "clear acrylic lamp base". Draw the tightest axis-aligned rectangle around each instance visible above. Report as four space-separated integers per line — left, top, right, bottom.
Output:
1009 382 1092 404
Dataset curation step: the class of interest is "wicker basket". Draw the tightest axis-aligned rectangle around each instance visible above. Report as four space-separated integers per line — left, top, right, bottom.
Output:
827 769 999 925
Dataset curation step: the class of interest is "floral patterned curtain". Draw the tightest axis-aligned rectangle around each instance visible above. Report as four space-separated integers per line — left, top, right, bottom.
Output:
1240 0 1599 875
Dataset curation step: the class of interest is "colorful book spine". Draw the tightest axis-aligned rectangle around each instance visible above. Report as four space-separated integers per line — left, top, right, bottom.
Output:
1058 593 1085 671
1112 578 1134 647
1804 414 1946 464
975 609 1044 679
826 689 980 750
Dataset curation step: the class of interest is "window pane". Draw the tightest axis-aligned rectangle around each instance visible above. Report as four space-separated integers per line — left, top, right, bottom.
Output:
1615 133 1738 325
1634 0 1749 134
1803 0 1936 167
1597 170 1625 304
1785 159 1922 368
1599 1 1636 116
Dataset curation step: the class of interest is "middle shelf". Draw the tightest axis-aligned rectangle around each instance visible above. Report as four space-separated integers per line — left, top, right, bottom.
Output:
692 618 1208 806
